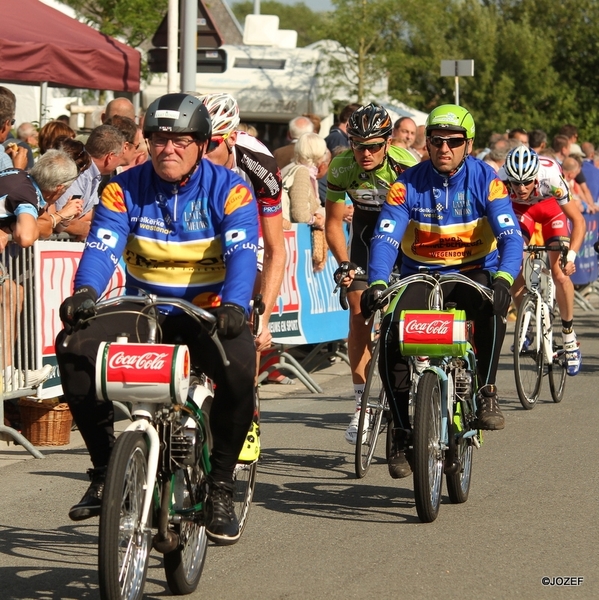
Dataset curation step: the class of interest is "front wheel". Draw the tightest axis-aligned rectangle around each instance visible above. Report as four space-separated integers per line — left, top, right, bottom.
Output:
355 337 386 478
164 465 208 595
514 295 544 409
232 460 257 535
548 325 566 403
99 431 151 600
412 371 444 523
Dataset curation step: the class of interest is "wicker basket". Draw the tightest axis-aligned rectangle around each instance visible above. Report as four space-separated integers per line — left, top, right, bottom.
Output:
18 398 73 446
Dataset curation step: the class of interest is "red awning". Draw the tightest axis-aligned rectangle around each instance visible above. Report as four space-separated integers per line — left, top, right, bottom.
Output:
0 0 141 92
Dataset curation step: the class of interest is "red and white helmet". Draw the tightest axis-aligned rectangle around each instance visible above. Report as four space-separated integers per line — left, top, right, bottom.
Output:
199 93 240 136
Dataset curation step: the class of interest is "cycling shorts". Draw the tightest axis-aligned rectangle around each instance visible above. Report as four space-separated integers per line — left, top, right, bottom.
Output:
512 199 570 245
348 208 401 292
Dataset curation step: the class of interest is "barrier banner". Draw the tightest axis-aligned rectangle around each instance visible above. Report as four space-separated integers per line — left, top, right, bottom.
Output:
571 213 598 286
268 224 348 345
35 240 126 398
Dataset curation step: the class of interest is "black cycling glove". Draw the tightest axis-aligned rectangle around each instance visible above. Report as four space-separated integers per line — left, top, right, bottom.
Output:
360 284 386 319
59 285 98 333
492 277 512 316
214 303 247 339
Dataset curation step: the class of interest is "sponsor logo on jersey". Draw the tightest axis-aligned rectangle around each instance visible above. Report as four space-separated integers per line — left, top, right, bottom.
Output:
551 219 564 229
488 179 508 201
225 229 247 246
102 183 126 213
452 193 472 217
497 213 515 227
379 219 396 233
387 182 406 206
433 188 441 200
224 184 253 215
552 187 564 198
96 228 119 249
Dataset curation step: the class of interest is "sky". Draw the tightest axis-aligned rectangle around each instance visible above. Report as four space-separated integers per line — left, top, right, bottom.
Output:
245 0 335 12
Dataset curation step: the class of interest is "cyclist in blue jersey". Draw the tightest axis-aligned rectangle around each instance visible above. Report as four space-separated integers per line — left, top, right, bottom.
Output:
56 94 259 546
361 104 523 479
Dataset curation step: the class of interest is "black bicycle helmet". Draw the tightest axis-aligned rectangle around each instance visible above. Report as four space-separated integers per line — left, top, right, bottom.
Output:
346 103 393 139
144 93 212 142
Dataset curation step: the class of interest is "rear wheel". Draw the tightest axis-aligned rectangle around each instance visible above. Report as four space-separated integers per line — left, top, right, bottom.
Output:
164 465 208 595
412 371 444 523
548 324 566 403
99 431 151 600
355 337 386 478
514 295 544 409
446 401 473 504
232 460 257 535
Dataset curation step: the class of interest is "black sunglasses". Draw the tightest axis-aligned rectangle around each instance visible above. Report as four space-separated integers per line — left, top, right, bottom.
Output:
429 136 467 149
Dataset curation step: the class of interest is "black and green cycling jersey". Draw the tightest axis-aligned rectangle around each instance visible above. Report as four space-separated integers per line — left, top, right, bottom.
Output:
326 145 419 211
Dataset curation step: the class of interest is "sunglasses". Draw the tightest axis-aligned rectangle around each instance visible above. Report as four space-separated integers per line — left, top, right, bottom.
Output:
509 179 535 188
207 132 230 153
428 136 467 149
350 140 386 153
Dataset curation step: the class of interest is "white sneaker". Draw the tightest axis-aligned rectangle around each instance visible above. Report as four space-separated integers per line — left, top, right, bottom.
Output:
345 407 370 445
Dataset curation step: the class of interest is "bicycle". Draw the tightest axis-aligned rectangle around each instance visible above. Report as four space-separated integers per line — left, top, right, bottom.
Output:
373 272 492 523
513 244 568 409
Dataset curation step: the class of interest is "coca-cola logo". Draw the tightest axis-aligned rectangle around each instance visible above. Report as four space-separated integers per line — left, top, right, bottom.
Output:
405 319 451 336
108 351 169 370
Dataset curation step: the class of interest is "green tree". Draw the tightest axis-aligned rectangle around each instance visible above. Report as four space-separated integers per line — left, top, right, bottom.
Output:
231 1 328 47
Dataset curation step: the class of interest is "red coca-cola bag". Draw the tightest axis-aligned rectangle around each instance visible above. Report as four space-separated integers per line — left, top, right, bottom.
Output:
96 342 190 405
399 310 470 358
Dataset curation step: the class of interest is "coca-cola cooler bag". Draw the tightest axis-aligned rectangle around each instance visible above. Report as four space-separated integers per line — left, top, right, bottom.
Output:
399 309 468 357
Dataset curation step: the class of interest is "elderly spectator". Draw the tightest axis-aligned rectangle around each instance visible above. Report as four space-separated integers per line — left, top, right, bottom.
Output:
1 149 78 389
483 138 515 172
13 122 39 168
529 129 548 153
302 113 322 134
273 115 314 169
391 116 420 162
101 97 136 123
53 124 125 240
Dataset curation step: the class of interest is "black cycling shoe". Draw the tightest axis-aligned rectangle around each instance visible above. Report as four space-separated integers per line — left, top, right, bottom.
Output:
476 385 505 431
69 467 106 521
388 428 413 479
205 479 240 545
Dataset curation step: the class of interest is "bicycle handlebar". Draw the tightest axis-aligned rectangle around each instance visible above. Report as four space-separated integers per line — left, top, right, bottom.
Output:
84 294 230 367
376 271 494 311
525 243 569 268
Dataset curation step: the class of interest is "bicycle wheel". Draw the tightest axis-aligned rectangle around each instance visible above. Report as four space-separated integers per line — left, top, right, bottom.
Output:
446 400 473 504
164 465 208 595
99 431 151 600
232 460 257 535
412 371 444 523
355 337 386 478
548 324 566 403
514 295 544 409
231 387 260 536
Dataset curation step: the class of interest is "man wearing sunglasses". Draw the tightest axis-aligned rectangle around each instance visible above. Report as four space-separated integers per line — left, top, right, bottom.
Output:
56 93 259 546
200 93 284 355
325 103 419 446
361 104 523 478
498 146 585 375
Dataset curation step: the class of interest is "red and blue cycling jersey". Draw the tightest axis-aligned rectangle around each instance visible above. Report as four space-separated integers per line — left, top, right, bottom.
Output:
369 156 524 284
74 159 259 313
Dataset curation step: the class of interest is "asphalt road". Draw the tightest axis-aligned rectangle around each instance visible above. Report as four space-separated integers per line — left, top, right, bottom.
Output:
1 309 597 600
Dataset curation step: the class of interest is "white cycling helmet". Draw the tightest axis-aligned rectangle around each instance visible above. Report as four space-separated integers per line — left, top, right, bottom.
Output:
504 146 540 182
199 93 240 136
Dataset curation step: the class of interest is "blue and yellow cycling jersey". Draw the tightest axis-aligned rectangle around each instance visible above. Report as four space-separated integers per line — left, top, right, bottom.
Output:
74 159 259 313
369 156 523 283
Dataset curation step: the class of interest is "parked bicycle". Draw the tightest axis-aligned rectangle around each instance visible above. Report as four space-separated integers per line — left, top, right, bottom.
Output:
513 244 569 409
371 272 492 523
